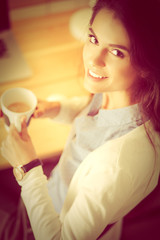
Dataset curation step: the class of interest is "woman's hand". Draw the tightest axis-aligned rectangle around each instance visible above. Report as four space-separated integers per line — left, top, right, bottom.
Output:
33 99 60 119
1 117 37 167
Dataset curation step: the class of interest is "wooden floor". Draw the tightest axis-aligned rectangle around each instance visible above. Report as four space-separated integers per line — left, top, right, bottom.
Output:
0 9 89 169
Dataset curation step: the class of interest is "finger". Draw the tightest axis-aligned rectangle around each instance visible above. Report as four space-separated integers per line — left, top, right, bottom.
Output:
1 141 6 157
9 123 18 136
8 124 20 144
32 109 39 118
33 109 43 118
21 115 27 128
34 111 42 118
1 140 10 160
1 140 17 167
20 116 29 141
33 99 46 118
1 143 7 160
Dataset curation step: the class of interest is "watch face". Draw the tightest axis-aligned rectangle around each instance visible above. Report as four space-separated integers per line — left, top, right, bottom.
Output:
13 166 25 181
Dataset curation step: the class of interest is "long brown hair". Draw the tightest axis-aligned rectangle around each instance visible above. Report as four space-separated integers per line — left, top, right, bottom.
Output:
90 0 160 133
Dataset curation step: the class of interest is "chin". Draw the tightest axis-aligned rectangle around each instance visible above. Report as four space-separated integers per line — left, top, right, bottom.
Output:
84 78 106 94
84 81 98 94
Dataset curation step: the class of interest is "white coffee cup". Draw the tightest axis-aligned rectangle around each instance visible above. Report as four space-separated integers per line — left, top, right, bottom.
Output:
1 87 37 132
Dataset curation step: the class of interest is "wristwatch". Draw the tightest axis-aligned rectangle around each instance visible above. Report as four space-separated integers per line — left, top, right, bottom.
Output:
13 159 42 181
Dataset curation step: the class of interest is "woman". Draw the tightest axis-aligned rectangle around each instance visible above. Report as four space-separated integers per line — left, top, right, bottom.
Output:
1 0 160 239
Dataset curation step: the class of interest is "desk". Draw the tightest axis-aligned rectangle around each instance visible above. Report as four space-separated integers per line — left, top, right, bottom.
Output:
0 9 88 169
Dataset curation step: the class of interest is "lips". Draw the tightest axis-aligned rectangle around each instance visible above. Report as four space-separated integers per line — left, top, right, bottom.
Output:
88 69 107 80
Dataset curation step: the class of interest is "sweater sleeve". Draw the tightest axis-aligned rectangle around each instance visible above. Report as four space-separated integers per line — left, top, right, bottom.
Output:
18 126 159 240
18 160 135 240
18 145 134 240
47 95 91 124
19 166 62 240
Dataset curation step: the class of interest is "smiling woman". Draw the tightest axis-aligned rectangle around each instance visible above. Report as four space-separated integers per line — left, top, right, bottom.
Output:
83 8 139 108
1 0 160 240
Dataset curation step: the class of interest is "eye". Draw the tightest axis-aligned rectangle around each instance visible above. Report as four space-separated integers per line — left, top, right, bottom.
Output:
88 34 98 45
110 49 124 58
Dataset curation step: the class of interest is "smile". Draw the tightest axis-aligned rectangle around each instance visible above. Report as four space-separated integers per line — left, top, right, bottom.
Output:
88 70 107 79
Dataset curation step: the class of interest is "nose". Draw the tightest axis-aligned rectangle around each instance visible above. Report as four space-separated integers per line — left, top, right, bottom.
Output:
90 49 107 68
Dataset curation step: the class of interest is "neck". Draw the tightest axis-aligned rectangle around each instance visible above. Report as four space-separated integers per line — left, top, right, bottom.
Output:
102 91 136 110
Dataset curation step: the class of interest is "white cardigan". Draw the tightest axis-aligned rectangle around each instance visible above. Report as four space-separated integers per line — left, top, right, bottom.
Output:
18 96 160 240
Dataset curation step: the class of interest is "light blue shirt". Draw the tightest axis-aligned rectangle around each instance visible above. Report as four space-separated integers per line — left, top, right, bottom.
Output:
48 93 144 213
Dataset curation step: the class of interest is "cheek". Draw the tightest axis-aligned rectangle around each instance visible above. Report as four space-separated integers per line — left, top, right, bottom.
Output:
113 62 138 85
123 66 138 85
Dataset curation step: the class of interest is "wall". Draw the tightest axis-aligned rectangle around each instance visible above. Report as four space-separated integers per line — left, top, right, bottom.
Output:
8 0 88 10
9 0 89 20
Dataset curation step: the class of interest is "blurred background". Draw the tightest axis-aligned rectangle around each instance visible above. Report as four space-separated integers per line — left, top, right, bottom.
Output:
0 0 94 85
0 1 95 230
0 0 97 169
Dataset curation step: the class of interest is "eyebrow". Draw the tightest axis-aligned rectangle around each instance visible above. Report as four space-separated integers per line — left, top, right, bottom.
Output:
89 27 129 52
109 44 129 52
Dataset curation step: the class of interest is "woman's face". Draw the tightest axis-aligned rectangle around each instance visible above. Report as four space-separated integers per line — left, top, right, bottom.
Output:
83 8 139 95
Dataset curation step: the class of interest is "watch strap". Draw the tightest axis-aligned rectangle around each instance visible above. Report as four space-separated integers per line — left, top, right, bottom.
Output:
22 159 42 173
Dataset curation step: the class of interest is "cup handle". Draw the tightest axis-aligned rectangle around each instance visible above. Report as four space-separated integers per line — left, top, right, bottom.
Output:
14 115 22 132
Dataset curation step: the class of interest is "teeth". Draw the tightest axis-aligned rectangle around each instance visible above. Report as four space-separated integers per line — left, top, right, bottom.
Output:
89 70 106 79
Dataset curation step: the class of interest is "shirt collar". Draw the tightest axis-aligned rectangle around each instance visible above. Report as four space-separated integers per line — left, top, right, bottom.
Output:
88 93 144 126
